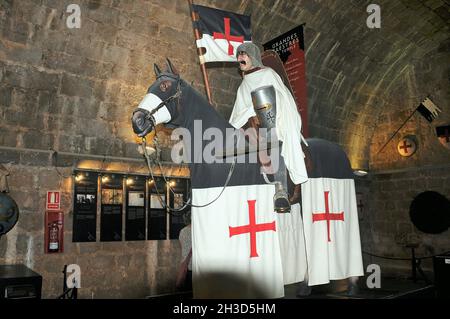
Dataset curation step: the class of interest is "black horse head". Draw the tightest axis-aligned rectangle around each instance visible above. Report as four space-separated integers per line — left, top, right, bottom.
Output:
131 59 182 137
130 59 267 189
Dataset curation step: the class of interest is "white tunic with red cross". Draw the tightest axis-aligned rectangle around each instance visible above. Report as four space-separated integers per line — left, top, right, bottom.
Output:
191 184 307 298
301 177 364 286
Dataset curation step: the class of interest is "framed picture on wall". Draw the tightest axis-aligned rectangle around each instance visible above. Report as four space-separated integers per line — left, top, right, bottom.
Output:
150 194 165 209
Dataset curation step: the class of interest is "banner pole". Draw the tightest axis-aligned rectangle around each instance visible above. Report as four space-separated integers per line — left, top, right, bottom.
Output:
188 0 214 106
375 108 417 155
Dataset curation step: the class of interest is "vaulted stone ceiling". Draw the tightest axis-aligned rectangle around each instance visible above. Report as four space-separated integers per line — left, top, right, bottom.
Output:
204 0 449 169
0 0 447 170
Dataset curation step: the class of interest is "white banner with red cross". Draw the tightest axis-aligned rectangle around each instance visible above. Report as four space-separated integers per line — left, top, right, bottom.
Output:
301 178 364 286
192 4 252 63
191 184 291 298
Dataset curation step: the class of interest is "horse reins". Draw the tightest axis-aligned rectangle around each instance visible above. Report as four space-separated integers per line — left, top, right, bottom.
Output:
141 77 238 214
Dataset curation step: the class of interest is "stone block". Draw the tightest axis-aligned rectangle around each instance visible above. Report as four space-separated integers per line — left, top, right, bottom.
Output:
116 30 147 51
125 15 158 38
0 127 18 147
62 232 74 254
79 58 114 80
86 3 121 26
38 169 62 189
37 90 56 114
39 255 67 274
15 211 43 234
88 254 116 270
92 81 106 100
4 43 43 65
9 189 40 211
5 20 29 44
116 255 132 268
73 117 109 138
56 134 83 153
60 74 93 98
43 50 82 74
4 64 59 91
77 242 101 254
76 97 100 120
0 86 13 107
397 222 413 235
64 36 105 60
124 142 141 158
152 0 175 11
426 178 444 190
100 44 129 67
20 150 52 166
174 0 189 15
23 130 54 150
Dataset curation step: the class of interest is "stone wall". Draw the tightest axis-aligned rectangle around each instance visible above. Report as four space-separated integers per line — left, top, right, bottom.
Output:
0 0 200 298
365 21 450 276
356 167 450 278
0 155 190 298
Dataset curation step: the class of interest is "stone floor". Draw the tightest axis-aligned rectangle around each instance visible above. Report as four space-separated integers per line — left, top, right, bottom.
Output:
283 275 436 299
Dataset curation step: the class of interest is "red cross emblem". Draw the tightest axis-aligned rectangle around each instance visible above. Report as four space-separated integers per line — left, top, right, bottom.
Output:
213 17 244 55
229 200 276 258
312 191 344 242
399 140 412 154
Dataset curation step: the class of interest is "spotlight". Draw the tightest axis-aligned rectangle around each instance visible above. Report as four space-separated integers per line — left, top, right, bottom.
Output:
137 145 156 156
353 170 368 177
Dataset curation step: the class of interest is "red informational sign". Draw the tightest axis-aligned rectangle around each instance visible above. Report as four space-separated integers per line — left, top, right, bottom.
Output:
44 210 64 253
47 191 61 211
264 25 309 137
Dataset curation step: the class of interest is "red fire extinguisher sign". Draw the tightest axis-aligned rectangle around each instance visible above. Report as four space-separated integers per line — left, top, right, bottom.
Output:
47 191 61 211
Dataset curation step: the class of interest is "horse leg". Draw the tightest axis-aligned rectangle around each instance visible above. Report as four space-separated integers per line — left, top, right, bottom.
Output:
296 273 312 297
346 276 360 296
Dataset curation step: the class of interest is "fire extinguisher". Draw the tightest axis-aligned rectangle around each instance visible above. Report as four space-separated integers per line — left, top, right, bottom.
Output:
49 221 59 252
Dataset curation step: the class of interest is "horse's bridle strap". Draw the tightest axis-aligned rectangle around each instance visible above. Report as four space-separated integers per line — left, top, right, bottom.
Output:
147 80 182 119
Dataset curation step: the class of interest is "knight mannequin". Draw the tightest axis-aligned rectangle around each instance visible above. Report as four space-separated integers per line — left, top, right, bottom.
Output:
229 42 308 213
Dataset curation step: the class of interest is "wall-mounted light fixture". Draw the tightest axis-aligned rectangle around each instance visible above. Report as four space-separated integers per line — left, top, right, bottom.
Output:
126 177 134 186
101 175 110 183
353 169 369 177
168 180 176 187
137 145 156 157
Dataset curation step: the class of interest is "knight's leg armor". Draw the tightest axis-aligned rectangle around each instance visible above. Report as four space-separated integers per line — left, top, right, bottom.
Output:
251 85 291 213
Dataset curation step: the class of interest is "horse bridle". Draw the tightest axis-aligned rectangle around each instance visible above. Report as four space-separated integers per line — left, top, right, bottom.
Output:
139 76 237 213
132 75 182 131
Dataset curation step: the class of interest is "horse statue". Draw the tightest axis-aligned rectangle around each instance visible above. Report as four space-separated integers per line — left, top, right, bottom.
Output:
132 59 307 298
131 59 364 298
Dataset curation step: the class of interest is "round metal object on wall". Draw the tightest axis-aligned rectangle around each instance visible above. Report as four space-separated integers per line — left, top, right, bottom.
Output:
397 136 417 157
0 192 20 236
409 191 450 234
